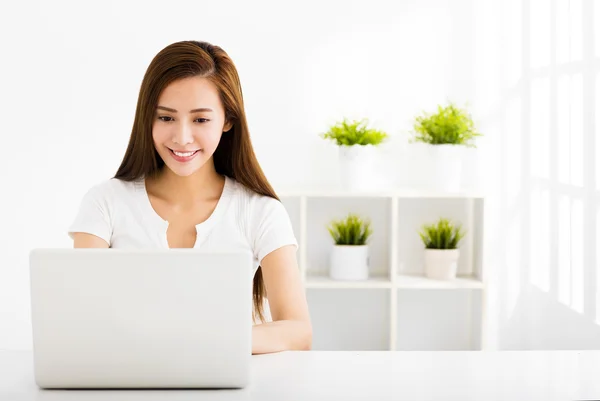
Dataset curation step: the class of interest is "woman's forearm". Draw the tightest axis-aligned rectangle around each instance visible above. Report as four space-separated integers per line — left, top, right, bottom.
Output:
252 320 312 354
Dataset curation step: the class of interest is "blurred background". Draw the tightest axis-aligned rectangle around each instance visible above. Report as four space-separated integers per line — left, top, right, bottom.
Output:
1 0 599 352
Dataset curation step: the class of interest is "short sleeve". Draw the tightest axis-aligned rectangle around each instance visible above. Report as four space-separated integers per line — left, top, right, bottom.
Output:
67 184 112 245
251 196 298 263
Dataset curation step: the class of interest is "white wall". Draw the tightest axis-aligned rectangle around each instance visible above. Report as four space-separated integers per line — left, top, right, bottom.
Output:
1 0 480 350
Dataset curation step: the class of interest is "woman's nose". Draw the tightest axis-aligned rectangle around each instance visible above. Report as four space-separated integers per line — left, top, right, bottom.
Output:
172 122 194 145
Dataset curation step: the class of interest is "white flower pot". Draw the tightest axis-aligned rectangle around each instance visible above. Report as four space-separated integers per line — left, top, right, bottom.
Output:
425 144 463 193
338 145 377 192
329 245 369 281
424 249 460 280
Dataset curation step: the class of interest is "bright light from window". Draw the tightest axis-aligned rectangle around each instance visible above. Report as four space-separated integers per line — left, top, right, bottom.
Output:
530 77 550 179
530 188 550 291
570 73 583 187
506 97 522 205
505 0 522 86
597 208 600 324
530 0 551 69
507 215 522 319
570 0 583 61
596 73 600 190
571 199 584 313
558 195 571 306
596 0 600 57
556 0 569 63
557 75 571 184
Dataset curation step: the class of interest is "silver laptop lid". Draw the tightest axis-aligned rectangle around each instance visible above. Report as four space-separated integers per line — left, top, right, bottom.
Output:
29 248 253 389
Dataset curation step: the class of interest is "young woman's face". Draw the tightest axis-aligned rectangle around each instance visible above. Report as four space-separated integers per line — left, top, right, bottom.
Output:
152 76 232 177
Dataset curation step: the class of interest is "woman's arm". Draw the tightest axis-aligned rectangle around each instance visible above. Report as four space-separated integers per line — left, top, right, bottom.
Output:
252 244 312 354
72 232 109 248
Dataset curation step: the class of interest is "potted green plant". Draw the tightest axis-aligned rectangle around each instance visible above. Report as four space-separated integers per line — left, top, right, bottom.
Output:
418 218 466 280
410 102 482 192
321 118 388 191
327 213 373 281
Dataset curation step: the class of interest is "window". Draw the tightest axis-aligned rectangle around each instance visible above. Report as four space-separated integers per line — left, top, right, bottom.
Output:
528 0 594 318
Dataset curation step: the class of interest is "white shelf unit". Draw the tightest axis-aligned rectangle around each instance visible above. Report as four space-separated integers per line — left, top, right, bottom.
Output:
279 189 486 352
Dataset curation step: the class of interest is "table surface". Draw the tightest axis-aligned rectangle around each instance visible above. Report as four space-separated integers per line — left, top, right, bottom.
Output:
1 349 599 401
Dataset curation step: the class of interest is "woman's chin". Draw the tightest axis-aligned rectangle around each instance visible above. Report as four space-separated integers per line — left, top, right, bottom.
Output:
164 163 203 177
172 168 199 177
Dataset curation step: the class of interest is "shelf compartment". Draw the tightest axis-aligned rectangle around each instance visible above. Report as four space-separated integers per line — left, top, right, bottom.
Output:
396 197 482 277
307 289 390 350
306 196 392 279
395 290 482 350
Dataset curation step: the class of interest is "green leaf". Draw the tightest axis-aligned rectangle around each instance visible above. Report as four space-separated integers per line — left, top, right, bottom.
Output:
326 213 373 245
321 118 388 146
418 218 465 249
410 102 482 147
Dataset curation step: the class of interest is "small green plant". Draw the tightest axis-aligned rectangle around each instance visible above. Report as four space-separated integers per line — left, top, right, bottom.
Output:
321 118 388 146
327 213 373 245
418 218 465 249
411 102 482 147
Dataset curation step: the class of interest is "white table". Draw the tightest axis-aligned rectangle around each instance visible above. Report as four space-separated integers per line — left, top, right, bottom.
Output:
1 350 599 400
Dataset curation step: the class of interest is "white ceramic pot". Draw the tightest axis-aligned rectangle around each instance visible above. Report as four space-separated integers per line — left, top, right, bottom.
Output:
329 245 369 281
338 145 376 192
424 249 460 280
425 144 463 193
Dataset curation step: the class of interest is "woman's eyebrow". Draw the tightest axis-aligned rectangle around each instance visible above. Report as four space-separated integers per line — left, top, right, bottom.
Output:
156 105 214 113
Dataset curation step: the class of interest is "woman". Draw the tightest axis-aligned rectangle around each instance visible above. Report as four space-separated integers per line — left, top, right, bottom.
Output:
68 40 312 354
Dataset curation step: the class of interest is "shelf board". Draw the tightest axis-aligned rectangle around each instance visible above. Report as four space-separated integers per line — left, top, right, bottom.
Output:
277 188 484 199
304 274 483 289
396 274 484 289
304 275 392 289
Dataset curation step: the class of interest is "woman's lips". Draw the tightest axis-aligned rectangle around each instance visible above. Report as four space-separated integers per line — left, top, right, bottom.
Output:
168 148 200 162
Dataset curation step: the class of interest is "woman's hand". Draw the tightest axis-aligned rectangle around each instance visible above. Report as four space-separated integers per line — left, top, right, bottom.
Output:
252 245 312 354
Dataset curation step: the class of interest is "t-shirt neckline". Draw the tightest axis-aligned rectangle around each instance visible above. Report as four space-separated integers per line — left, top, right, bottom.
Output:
134 175 234 247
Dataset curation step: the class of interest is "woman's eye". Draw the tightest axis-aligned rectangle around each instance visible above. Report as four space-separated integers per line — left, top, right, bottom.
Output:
157 116 208 123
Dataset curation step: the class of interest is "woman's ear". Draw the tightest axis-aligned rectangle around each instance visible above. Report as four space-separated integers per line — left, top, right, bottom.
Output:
223 120 233 133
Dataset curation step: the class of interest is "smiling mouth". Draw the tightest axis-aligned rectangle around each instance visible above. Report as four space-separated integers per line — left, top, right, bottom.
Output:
168 148 202 162
169 149 200 157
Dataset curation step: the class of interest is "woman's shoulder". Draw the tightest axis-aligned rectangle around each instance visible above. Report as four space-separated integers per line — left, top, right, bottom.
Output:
227 177 292 232
69 177 142 243
79 177 142 205
226 176 284 213
225 176 296 260
93 176 142 191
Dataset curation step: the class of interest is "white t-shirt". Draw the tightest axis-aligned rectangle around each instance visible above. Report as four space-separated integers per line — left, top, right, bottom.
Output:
68 175 298 276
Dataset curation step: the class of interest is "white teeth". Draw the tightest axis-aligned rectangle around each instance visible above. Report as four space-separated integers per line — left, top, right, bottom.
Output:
173 150 196 157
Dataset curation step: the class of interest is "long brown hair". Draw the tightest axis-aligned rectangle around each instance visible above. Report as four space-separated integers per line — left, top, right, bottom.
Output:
114 40 277 323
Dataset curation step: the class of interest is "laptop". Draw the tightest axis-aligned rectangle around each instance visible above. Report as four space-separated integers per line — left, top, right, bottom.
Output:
29 248 253 389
